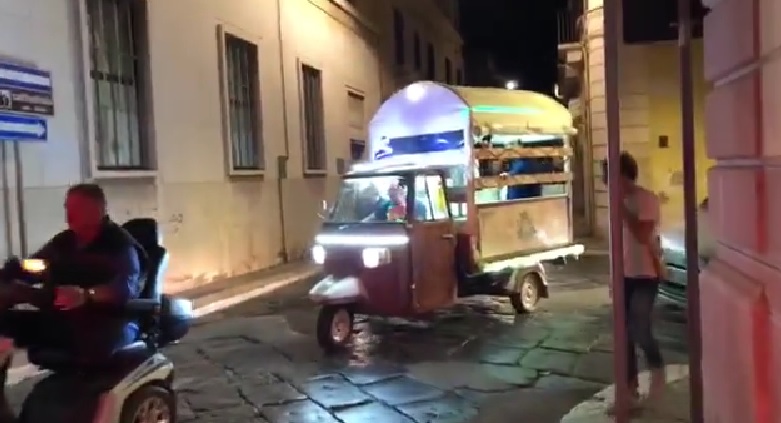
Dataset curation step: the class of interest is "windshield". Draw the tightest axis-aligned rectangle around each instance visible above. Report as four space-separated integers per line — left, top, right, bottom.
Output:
329 175 409 223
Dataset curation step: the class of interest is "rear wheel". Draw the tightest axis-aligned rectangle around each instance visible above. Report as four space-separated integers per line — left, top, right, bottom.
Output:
510 274 541 314
316 305 354 352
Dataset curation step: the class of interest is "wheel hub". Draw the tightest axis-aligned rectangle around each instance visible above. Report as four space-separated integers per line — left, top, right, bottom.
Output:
330 309 351 343
133 396 171 423
522 282 537 306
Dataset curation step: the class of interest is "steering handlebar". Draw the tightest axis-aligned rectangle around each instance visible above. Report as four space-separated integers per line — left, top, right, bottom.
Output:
0 258 55 310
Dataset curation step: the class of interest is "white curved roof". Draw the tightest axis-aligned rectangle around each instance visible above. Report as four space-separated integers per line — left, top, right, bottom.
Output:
369 82 575 138
450 85 575 135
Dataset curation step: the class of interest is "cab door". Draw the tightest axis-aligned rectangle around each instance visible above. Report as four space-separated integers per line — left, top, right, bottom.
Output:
410 173 457 313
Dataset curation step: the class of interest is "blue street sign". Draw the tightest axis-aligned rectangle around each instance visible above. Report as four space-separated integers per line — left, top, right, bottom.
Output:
0 62 52 94
0 113 47 141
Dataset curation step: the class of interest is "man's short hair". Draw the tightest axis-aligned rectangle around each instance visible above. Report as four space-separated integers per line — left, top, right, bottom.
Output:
67 183 107 206
601 151 639 183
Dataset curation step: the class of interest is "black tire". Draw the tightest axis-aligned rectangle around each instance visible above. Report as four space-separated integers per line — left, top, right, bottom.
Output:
119 385 175 423
509 274 541 314
316 305 354 352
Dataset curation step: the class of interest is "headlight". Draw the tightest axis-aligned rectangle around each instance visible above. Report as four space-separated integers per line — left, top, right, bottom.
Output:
311 245 326 264
362 247 391 268
21 259 46 273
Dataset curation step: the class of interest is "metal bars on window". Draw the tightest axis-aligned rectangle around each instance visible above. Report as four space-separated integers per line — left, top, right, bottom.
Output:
426 43 436 80
86 0 147 169
224 34 263 170
413 33 422 70
347 91 364 131
393 9 405 66
301 65 326 172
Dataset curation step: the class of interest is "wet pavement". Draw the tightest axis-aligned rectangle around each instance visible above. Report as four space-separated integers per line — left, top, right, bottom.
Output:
8 257 690 423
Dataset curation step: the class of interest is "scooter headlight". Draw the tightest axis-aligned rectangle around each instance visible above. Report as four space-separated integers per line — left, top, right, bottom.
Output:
21 259 46 273
311 245 326 264
362 247 391 268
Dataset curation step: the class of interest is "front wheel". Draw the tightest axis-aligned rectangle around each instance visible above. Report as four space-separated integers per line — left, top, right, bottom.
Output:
509 274 541 314
316 305 354 352
120 385 175 423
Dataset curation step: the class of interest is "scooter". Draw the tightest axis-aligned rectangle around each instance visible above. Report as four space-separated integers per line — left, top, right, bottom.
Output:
0 218 191 423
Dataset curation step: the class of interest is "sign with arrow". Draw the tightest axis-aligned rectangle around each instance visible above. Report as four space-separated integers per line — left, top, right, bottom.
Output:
0 112 47 141
0 62 53 116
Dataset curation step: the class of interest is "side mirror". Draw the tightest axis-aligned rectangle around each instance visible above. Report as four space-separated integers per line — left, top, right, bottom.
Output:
319 200 330 220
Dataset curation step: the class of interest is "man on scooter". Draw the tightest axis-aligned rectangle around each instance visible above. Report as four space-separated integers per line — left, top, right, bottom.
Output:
0 183 145 420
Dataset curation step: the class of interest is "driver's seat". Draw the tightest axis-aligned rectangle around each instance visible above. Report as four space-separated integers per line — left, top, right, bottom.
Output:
26 218 168 372
121 218 168 341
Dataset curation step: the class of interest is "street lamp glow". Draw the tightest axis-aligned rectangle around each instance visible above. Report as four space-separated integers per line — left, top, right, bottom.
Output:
505 80 518 90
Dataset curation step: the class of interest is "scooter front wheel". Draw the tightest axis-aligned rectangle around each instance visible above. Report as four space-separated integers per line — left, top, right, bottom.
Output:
316 305 354 352
120 385 175 423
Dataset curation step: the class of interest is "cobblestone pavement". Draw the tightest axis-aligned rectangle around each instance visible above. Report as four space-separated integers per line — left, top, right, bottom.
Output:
8 257 689 423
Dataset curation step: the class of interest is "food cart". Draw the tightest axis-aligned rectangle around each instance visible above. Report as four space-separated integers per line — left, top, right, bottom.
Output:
309 81 584 350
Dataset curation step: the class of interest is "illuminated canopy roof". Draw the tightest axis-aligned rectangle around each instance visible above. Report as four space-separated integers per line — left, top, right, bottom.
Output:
450 85 575 135
369 81 575 139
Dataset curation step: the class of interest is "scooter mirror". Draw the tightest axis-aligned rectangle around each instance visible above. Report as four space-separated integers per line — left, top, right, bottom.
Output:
21 259 46 273
319 200 330 220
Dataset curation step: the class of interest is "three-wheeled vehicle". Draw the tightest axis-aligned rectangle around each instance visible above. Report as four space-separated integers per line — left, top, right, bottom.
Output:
309 82 584 350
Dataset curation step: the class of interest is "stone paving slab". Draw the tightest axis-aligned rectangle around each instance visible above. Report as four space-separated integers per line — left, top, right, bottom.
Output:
560 364 691 423
171 308 624 422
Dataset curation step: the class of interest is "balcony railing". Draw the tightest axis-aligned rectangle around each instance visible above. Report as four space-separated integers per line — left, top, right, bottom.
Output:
557 9 582 45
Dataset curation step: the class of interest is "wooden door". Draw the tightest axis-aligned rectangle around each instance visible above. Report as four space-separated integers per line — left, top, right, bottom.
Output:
409 174 457 313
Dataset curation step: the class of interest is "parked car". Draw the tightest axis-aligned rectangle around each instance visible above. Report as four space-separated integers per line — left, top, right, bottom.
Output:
658 198 715 307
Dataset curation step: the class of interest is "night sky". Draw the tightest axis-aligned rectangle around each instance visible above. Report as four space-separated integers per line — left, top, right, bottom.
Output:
459 0 568 95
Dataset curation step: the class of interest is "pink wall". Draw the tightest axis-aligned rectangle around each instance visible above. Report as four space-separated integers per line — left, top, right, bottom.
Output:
701 0 781 421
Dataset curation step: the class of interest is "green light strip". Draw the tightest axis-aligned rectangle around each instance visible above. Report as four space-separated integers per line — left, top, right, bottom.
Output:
471 105 541 115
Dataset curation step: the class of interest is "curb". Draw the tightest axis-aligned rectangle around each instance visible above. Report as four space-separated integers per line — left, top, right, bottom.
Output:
560 364 690 423
191 268 320 318
6 267 321 386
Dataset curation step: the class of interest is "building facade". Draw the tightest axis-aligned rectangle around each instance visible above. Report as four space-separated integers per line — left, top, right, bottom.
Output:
372 0 463 97
559 0 712 237
560 0 781 419
0 0 459 293
700 0 781 420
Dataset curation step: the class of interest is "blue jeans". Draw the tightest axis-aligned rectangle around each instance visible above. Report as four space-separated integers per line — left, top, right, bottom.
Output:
624 277 664 387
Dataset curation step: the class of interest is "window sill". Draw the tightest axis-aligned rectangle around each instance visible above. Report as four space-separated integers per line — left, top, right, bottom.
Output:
91 169 158 181
304 170 328 178
228 169 265 178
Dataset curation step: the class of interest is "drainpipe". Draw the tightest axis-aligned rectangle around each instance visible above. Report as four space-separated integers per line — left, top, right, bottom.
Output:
577 5 603 237
677 0 703 421
603 0 630 422
275 0 290 263
1 144 12 256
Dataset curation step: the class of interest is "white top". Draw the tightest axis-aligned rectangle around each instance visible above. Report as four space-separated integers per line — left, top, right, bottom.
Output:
623 187 661 278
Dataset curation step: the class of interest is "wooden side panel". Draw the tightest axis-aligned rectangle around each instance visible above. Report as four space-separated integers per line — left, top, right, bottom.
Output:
476 197 572 260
